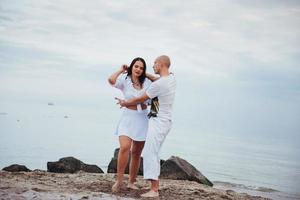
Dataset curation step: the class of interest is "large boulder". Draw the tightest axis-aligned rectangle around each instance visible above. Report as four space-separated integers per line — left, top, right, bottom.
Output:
107 148 165 175
47 157 103 173
107 148 143 175
2 164 31 172
160 156 213 186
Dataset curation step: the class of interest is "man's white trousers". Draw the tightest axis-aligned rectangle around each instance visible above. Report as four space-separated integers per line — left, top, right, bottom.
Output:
142 117 172 180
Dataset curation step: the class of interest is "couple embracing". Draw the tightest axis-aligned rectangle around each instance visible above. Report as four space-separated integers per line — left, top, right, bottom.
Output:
108 55 176 198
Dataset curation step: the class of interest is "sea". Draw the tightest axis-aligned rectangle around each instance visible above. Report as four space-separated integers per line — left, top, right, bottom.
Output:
0 98 299 200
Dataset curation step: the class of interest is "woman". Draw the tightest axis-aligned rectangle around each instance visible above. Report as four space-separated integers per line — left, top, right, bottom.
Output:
108 57 151 192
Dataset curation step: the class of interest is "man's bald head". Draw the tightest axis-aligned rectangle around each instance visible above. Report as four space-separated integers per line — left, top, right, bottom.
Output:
152 55 171 75
156 55 171 68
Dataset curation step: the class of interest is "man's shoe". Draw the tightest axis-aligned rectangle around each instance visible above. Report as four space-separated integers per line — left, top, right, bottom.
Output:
140 190 159 198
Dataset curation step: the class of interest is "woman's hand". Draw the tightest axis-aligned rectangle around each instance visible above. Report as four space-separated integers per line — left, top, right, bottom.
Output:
108 64 128 85
120 64 128 74
115 97 126 108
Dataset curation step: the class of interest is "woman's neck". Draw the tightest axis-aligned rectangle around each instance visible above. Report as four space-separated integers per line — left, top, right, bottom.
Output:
131 75 139 83
131 75 142 89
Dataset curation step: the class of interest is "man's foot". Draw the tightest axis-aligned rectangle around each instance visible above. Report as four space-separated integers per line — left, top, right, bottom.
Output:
127 182 139 190
111 181 122 193
140 190 159 198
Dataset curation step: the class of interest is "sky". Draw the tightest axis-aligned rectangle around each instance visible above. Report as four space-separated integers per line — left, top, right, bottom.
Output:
0 0 300 142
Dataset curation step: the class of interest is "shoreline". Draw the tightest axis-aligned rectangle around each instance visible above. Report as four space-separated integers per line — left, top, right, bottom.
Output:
0 170 269 200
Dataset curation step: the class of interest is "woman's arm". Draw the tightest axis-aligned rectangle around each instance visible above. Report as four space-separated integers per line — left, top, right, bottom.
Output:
108 65 128 85
146 73 160 82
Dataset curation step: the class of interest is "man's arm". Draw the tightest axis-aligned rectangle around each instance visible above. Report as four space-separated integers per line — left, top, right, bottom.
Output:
115 93 150 108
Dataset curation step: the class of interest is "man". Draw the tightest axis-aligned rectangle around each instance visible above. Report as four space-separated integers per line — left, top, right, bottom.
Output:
116 55 176 198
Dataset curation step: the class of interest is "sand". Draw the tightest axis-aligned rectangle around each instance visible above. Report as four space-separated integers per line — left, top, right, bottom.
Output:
0 170 269 200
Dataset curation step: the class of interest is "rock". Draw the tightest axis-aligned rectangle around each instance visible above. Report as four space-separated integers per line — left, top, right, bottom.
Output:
81 164 103 173
107 148 165 175
113 148 119 158
47 157 104 173
2 164 31 172
107 157 119 173
160 156 213 186
107 148 143 175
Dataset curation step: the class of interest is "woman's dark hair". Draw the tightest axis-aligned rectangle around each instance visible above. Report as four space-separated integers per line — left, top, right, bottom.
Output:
126 57 147 85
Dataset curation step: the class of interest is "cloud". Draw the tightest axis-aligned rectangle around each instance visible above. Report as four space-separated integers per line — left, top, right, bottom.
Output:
0 0 299 101
1 1 299 72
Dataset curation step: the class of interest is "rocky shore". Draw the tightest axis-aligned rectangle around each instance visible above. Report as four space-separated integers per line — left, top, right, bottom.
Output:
0 170 268 200
0 151 269 199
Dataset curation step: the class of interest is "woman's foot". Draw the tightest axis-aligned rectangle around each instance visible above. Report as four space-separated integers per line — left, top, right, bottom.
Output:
111 181 122 193
140 190 159 198
127 182 139 190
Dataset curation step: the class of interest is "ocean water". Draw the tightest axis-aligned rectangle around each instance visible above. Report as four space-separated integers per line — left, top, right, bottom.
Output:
0 100 300 200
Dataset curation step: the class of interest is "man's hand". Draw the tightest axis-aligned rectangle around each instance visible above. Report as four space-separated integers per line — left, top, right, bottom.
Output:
115 97 126 108
115 93 149 108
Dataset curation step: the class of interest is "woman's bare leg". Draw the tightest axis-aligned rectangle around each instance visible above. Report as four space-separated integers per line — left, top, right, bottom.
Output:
128 140 145 184
112 136 132 192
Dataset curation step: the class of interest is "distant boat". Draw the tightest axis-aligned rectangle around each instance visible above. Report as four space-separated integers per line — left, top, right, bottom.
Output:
48 102 54 106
